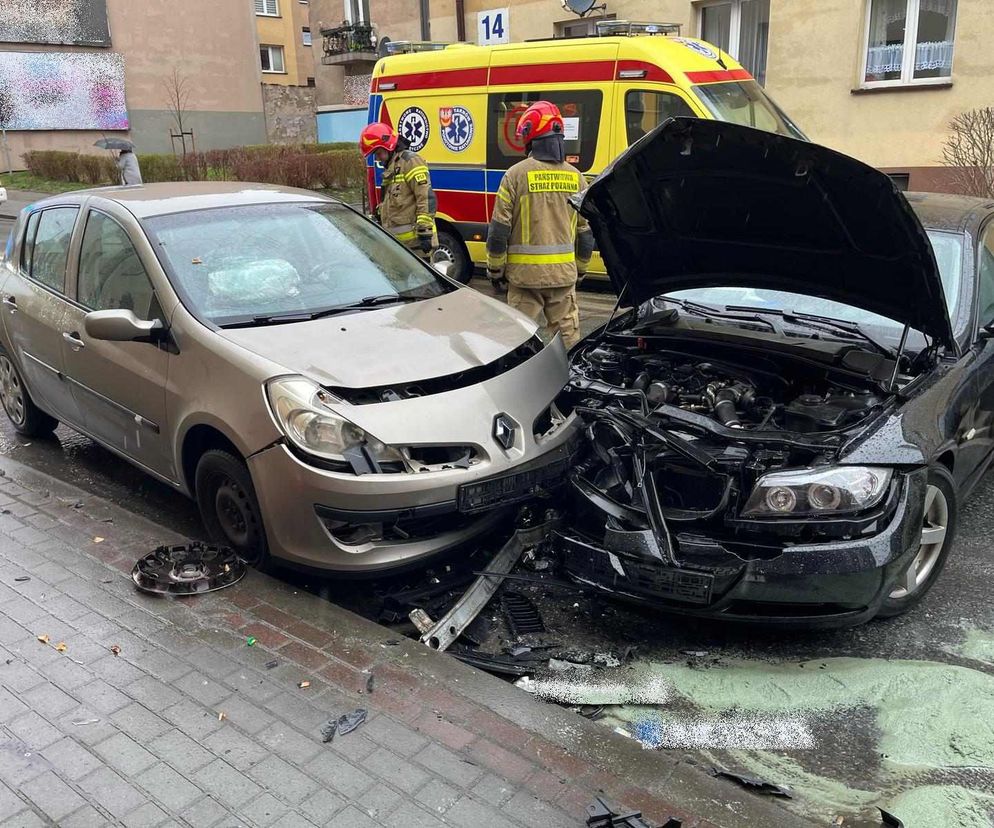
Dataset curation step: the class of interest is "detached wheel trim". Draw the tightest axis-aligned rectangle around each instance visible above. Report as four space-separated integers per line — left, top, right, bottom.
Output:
0 355 26 426
889 482 950 601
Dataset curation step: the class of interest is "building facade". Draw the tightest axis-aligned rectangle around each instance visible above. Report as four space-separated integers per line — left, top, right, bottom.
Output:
0 0 268 168
320 0 976 191
255 0 319 142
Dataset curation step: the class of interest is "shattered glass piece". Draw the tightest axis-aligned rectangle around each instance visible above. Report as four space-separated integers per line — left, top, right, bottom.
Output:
131 543 245 596
206 258 301 315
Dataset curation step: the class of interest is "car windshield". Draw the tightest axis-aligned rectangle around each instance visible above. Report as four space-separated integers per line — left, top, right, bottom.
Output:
692 80 807 140
665 230 964 342
143 202 452 327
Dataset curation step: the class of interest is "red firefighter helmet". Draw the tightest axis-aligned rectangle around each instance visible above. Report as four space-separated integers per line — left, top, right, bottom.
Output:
515 101 564 144
359 122 398 157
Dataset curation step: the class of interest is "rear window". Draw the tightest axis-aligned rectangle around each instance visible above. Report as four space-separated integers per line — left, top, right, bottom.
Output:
487 90 602 172
692 80 806 140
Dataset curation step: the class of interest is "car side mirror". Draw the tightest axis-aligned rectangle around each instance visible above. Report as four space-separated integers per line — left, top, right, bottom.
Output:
85 309 164 343
432 260 453 279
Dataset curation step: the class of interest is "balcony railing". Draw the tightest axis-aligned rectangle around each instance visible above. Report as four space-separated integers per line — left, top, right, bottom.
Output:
321 22 378 65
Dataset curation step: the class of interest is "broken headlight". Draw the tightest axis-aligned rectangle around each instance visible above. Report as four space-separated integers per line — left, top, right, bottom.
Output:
266 377 403 465
742 466 892 518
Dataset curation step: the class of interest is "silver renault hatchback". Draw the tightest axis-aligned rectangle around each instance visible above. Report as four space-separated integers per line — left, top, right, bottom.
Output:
0 184 576 571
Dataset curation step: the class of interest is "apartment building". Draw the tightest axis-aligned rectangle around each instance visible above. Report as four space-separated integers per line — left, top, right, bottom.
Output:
0 0 267 168
318 0 977 191
255 0 319 142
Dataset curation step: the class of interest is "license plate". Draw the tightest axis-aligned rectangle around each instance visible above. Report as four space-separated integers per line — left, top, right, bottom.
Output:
457 459 569 513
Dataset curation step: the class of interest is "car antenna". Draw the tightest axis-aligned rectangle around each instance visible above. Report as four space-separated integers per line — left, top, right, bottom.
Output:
889 322 910 391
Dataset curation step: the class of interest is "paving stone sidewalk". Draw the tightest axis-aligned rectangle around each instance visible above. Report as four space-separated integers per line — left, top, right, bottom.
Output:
0 455 804 828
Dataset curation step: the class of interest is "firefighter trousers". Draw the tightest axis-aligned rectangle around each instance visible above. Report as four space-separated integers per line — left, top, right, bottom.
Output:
507 284 580 348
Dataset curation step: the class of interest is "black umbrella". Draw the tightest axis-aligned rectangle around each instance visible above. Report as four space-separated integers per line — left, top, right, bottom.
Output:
94 138 134 151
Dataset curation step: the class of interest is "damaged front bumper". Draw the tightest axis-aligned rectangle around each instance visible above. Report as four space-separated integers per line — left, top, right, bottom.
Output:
557 467 927 627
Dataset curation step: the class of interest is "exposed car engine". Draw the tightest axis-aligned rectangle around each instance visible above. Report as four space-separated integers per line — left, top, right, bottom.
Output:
569 343 888 435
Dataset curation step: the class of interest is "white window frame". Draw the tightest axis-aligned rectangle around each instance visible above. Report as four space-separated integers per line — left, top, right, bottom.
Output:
260 45 286 74
302 27 312 46
859 0 957 90
255 0 279 17
698 0 739 55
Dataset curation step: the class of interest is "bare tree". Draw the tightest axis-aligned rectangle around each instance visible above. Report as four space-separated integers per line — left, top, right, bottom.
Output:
941 107 994 198
161 67 194 154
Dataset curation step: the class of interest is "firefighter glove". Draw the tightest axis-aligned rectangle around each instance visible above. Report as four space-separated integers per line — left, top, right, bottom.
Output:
418 233 433 253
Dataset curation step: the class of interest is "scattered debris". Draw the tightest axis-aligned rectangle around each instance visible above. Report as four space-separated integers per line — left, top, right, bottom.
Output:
408 608 434 636
711 768 792 798
578 705 606 720
516 668 672 706
101 579 113 584
586 796 672 827
382 639 401 646
548 658 592 673
54 642 67 653
246 636 257 647
265 660 278 670
297 680 311 689
450 647 534 677
501 591 545 637
132 543 246 595
218 711 227 721
363 673 374 694
14 576 30 582
682 650 709 658
36 634 49 645
593 652 621 668
415 513 560 652
71 718 100 726
93 537 104 544
110 644 121 656
320 708 368 743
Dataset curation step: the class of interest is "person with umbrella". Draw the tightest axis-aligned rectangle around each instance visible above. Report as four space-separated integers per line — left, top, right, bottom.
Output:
95 138 143 186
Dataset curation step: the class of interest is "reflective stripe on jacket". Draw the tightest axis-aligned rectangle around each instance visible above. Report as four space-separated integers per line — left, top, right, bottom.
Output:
486 156 593 288
380 150 438 249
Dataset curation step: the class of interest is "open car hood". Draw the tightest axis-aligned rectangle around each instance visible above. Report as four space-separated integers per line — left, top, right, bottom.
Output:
578 118 954 349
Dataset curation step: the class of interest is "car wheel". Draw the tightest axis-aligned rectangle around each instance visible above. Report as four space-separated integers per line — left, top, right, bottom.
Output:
878 468 957 618
0 349 58 438
434 228 473 284
195 449 271 570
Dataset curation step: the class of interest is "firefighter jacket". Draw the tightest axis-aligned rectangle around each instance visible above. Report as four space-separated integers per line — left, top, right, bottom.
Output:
379 150 438 250
486 156 595 289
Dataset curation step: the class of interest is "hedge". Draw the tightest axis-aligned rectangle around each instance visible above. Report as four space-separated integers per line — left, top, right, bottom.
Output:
22 144 366 192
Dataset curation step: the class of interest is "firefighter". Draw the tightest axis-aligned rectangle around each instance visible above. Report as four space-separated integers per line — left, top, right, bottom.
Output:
358 122 438 260
486 101 594 349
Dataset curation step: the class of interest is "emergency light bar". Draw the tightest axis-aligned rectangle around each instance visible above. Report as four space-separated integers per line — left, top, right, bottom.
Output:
385 41 449 55
596 21 682 37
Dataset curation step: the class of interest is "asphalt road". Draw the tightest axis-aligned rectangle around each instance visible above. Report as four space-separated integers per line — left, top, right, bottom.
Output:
2 210 993 825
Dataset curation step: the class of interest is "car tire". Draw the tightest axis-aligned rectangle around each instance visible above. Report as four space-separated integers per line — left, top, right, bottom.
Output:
195 449 272 571
877 467 957 618
0 348 59 438
434 228 474 284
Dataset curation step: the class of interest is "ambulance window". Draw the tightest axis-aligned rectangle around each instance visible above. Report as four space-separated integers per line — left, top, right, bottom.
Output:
625 91 696 145
487 90 602 172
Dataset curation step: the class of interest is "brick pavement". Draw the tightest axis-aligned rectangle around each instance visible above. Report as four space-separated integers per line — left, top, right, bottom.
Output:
0 455 804 828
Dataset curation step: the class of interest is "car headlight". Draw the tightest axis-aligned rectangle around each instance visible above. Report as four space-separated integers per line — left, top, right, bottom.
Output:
742 466 892 518
266 376 401 465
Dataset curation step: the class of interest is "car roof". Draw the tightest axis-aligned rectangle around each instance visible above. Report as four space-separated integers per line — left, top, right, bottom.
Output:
31 182 334 219
905 191 994 235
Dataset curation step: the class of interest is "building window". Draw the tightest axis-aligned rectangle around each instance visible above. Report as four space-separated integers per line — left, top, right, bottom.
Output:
302 27 312 46
260 45 286 73
343 0 370 24
887 172 911 191
307 77 316 87
553 14 616 38
863 0 957 86
255 0 279 16
697 0 770 86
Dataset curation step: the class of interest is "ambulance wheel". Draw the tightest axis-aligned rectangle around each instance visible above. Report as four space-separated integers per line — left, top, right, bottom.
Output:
435 229 473 284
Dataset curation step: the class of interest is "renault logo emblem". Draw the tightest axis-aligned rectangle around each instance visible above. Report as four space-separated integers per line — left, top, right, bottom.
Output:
493 413 516 450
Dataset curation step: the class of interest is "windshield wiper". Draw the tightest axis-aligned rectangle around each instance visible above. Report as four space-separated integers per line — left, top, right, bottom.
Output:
725 306 897 358
218 295 427 329
356 294 423 307
652 297 780 332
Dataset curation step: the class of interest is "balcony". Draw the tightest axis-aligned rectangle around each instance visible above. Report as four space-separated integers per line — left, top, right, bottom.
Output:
321 22 378 66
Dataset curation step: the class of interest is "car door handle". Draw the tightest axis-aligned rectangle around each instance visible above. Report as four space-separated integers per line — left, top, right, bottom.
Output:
62 331 85 351
2 296 15 313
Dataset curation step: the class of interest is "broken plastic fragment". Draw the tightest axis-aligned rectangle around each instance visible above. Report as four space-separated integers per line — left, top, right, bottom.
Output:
298 680 311 689
94 537 105 543
363 673 374 694
71 718 100 726
711 768 792 798
265 660 278 670
246 636 257 647
320 708 368 743
37 634 50 645
55 642 67 653
110 644 121 656
14 576 30 582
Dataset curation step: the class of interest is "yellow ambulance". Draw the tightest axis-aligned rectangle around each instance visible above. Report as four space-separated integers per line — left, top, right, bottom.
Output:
366 21 805 281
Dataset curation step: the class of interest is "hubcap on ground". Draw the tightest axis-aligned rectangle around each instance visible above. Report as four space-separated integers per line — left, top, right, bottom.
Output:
890 483 948 600
0 356 25 425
